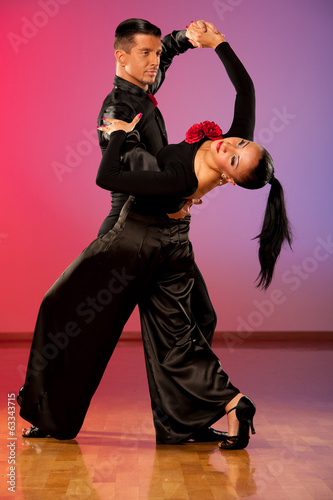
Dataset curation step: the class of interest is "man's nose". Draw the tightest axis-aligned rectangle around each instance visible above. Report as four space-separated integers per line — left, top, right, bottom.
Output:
150 53 159 66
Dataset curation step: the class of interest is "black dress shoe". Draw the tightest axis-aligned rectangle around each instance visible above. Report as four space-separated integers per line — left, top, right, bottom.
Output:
22 426 49 438
188 426 228 442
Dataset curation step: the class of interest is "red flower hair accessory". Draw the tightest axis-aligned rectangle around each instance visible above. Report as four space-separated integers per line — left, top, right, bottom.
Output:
185 120 223 144
148 93 158 108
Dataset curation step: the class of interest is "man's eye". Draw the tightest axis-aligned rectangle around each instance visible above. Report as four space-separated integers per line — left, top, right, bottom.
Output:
238 140 245 147
231 155 235 166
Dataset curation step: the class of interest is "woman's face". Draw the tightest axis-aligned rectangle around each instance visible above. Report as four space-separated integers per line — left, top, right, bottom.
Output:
211 137 262 185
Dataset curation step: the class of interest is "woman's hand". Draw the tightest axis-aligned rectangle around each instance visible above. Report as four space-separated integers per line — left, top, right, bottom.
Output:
186 21 225 49
98 113 142 135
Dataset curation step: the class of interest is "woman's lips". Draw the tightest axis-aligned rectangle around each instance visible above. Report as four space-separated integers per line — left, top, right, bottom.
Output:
216 140 223 153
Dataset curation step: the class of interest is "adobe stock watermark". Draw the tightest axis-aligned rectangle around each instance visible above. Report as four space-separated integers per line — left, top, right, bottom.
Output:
7 394 17 493
213 0 245 21
7 0 71 55
254 107 296 146
52 128 99 182
17 266 135 383
223 235 333 351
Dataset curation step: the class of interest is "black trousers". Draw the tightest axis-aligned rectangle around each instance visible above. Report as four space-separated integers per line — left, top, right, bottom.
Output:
20 199 239 442
98 204 217 347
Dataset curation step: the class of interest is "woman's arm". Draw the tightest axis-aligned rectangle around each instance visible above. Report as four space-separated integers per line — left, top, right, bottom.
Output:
186 24 255 140
215 42 255 140
96 127 196 196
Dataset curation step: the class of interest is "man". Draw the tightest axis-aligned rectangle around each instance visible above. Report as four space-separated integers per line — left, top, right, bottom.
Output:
96 19 224 442
98 18 195 231
18 19 227 442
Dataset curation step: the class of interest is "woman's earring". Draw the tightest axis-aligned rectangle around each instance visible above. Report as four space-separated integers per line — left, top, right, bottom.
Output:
220 174 224 186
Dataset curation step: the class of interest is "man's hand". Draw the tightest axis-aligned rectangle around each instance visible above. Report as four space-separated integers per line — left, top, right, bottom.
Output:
167 199 202 220
191 20 220 34
186 21 225 49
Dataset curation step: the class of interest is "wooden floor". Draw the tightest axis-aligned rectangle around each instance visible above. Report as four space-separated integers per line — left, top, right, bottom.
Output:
1 338 333 500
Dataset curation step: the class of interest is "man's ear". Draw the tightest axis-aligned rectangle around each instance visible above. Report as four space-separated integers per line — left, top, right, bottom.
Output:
115 49 127 66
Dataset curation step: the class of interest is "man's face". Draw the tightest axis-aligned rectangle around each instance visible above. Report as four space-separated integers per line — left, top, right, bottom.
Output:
116 34 162 90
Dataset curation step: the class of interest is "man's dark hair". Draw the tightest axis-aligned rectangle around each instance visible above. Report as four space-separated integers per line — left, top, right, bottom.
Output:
114 18 161 53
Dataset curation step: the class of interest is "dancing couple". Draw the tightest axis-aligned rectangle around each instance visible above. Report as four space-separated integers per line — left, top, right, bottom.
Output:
17 18 291 450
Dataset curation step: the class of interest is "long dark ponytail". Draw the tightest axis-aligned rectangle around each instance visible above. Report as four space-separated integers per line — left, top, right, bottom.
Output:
236 147 292 289
255 176 292 289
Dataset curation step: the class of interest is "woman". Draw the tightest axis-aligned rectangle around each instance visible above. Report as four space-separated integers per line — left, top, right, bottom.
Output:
96 29 291 449
19 28 291 449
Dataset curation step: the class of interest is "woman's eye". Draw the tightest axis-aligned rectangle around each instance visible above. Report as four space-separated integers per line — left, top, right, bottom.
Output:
231 155 235 166
238 140 245 148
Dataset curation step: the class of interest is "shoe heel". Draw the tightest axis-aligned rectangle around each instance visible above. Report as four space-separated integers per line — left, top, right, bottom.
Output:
236 397 256 435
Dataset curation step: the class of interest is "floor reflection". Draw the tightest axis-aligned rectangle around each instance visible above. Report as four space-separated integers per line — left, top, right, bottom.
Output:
18 438 100 499
17 437 257 499
212 448 257 498
147 444 257 499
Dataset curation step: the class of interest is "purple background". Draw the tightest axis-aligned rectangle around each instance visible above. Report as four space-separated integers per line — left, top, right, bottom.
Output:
1 0 332 334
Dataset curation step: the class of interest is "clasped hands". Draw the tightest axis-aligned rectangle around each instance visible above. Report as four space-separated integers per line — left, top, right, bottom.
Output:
185 20 225 49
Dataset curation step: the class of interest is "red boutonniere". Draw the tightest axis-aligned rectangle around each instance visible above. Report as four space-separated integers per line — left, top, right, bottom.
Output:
185 121 223 144
148 93 158 108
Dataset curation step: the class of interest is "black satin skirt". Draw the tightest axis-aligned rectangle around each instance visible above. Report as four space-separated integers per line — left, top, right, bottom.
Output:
19 198 239 442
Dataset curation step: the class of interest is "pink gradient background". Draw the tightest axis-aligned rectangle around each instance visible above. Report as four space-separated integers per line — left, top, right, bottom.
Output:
1 0 332 334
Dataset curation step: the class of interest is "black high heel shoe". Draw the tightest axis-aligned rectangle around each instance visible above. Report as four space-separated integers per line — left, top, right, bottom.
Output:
219 396 256 450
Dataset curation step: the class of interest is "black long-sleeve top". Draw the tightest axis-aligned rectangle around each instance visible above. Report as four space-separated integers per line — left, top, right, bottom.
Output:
96 30 194 230
96 42 255 203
